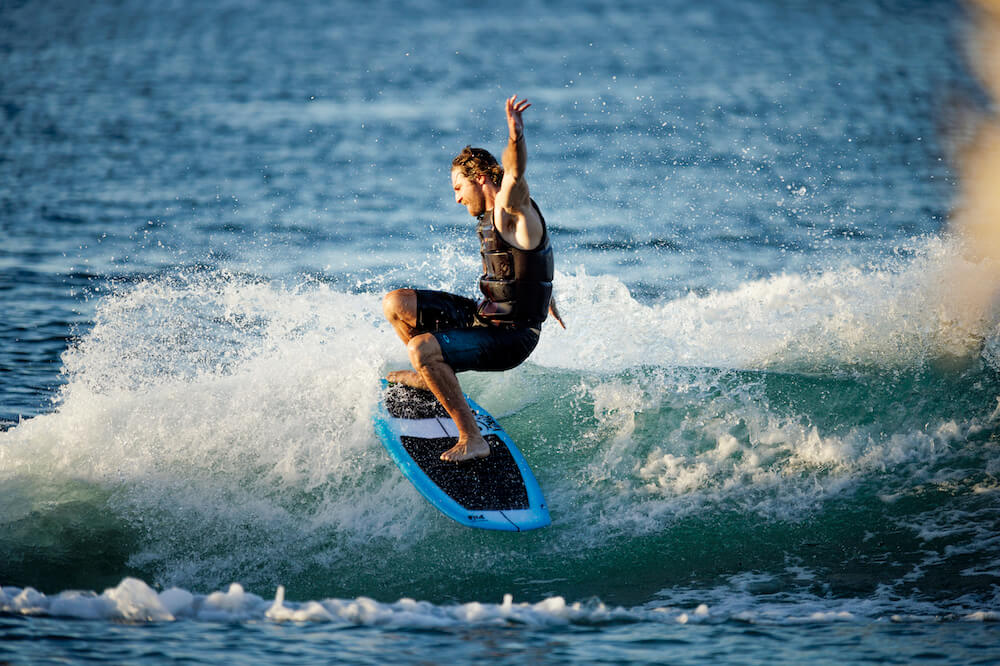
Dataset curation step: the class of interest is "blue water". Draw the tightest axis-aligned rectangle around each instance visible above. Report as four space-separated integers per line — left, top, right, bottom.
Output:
3 0 1000 662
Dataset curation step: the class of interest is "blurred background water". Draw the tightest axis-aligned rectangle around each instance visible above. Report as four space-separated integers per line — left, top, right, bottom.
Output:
3 0 1000 663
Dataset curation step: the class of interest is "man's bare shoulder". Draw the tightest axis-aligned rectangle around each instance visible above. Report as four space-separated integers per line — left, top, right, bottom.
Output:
495 198 544 251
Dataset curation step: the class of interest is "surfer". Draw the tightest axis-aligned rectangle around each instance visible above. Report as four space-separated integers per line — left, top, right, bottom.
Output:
383 94 564 462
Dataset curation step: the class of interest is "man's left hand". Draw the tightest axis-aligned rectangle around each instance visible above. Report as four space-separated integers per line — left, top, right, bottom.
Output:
506 94 531 141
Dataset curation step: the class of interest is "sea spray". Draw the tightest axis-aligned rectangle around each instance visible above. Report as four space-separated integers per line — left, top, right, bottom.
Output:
3 254 1000 604
540 239 1000 373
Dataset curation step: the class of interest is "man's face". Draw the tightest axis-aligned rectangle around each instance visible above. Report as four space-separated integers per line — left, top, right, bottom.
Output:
451 169 486 217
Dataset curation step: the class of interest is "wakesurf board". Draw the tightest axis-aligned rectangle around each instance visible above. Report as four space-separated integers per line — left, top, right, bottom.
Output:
373 379 550 531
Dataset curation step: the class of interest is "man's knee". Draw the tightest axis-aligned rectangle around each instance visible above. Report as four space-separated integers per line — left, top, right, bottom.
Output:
383 288 416 321
407 333 443 369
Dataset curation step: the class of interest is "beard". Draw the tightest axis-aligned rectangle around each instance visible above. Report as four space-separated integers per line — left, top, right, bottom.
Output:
464 193 486 217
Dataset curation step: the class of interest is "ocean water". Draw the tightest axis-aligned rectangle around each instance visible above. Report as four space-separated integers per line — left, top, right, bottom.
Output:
3 0 1000 662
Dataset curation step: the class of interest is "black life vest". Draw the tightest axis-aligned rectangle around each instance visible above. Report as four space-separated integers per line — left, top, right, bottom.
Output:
476 200 554 326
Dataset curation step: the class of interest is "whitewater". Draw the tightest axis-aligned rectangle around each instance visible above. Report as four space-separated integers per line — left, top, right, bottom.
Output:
3 0 1000 662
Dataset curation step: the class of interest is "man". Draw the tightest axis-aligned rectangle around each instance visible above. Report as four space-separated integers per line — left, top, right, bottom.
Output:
382 94 563 462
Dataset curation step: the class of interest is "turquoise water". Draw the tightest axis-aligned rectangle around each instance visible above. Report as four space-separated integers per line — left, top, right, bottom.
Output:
3 0 1000 662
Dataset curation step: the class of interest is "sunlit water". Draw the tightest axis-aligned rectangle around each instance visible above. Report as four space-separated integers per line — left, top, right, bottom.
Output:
3 0 999 663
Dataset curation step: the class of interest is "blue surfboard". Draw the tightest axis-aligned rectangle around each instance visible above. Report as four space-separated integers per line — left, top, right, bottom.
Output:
373 380 550 531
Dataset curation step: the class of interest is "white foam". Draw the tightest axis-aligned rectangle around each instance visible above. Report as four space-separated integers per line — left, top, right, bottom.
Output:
1 245 997 592
3 576 992 627
536 236 1000 373
0 577 704 627
3 578 173 622
0 273 429 591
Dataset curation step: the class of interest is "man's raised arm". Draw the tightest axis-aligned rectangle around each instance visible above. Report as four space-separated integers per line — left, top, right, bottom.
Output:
502 95 530 192
494 95 544 250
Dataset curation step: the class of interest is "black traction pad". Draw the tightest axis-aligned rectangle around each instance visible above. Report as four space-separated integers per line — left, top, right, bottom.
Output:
399 435 529 511
384 383 449 419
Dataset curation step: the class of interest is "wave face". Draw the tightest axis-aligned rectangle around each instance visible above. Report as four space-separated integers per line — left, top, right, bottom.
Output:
3 237 999 616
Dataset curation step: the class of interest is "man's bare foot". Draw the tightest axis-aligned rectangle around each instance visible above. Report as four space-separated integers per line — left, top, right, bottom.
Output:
440 436 490 462
386 370 428 390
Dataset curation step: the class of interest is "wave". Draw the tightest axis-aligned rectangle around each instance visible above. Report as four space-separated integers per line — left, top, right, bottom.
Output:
2 239 999 611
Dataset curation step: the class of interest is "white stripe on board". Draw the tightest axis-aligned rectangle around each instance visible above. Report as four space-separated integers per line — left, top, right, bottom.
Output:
392 417 451 439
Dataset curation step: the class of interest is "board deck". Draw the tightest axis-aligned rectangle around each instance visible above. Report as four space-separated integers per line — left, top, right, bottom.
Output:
373 380 550 531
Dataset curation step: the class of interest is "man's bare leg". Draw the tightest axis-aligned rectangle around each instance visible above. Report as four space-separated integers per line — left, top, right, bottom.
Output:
382 289 488 460
383 289 419 343
407 333 489 462
382 289 429 389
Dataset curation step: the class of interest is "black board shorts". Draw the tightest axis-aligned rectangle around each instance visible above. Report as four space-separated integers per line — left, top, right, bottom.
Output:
414 289 540 373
